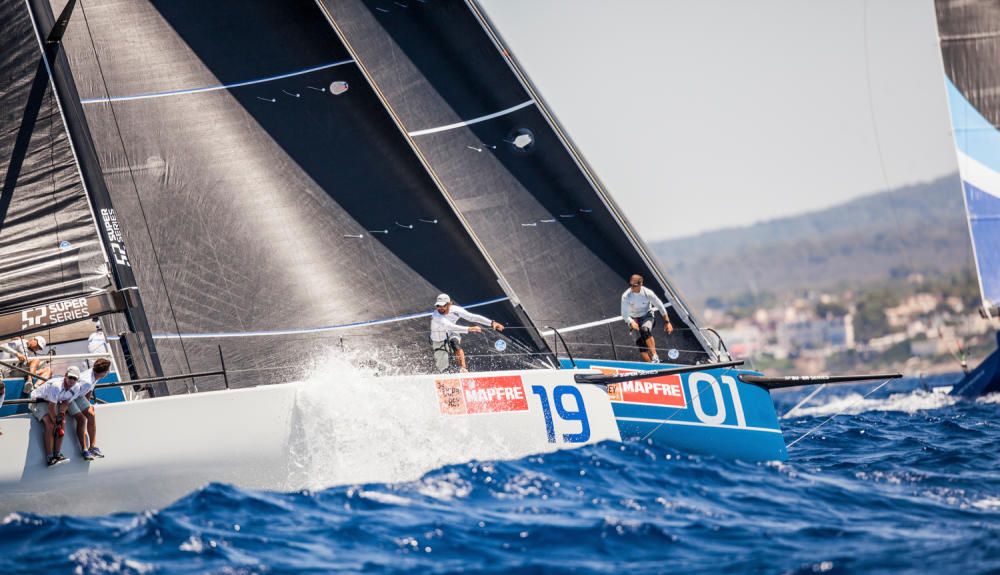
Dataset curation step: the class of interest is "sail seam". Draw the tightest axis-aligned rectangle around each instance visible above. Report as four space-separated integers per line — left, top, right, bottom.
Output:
407 100 535 136
143 296 511 339
79 59 355 104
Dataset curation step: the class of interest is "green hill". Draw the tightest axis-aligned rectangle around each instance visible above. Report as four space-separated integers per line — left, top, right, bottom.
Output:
651 174 975 306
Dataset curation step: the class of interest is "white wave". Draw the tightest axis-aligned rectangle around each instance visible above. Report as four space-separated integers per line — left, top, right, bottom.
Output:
787 388 958 418
68 548 154 574
358 490 413 506
972 497 1000 510
977 392 1000 405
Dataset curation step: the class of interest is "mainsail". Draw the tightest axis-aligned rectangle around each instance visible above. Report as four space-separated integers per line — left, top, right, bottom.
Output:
313 0 719 365
936 0 1000 316
37 0 551 389
0 0 108 315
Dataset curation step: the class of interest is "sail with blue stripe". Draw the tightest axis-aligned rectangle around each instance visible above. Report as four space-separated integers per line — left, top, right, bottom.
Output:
937 0 1000 316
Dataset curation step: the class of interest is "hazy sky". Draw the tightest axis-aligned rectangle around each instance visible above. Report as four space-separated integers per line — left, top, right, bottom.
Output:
479 0 958 241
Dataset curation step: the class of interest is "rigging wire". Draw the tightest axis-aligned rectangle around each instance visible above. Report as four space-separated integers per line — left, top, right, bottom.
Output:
786 377 892 448
77 0 194 385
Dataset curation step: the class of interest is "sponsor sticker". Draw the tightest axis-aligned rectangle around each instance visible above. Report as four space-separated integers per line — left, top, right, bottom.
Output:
595 367 687 408
435 375 528 415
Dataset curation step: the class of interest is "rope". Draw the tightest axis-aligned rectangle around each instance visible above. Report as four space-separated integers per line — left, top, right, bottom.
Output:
786 377 893 448
782 383 828 419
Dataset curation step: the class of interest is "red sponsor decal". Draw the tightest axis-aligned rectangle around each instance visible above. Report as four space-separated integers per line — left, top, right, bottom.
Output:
595 367 687 408
435 375 528 415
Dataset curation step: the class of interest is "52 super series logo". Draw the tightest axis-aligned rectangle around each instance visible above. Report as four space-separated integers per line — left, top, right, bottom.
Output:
100 208 130 267
20 297 91 330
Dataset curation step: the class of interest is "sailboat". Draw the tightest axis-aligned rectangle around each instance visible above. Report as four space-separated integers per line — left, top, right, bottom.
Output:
935 0 1000 397
2 0 881 516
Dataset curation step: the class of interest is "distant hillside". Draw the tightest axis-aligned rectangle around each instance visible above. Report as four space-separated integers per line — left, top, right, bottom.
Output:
651 174 976 306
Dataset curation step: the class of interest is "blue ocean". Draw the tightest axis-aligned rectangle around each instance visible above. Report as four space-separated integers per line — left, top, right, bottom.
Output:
2 374 998 574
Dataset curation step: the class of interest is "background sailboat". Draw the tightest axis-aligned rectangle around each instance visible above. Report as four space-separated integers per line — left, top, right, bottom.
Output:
935 0 1000 396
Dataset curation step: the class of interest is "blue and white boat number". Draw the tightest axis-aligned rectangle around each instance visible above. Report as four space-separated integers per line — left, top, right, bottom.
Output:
531 385 590 443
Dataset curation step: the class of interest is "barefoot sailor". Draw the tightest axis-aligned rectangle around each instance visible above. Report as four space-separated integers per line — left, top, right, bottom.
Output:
621 274 673 363
430 294 504 372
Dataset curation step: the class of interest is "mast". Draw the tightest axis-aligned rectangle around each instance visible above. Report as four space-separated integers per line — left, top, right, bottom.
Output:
22 0 165 386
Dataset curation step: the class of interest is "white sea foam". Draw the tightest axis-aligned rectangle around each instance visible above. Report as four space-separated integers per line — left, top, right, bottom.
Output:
69 548 154 574
977 392 1000 405
971 497 1000 510
283 350 557 492
787 387 958 418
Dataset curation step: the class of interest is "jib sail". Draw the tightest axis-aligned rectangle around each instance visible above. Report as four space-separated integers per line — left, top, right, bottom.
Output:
313 0 720 364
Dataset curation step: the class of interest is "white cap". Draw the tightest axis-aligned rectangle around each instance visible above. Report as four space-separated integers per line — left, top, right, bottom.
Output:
434 294 451 307
33 336 46 351
65 365 80 380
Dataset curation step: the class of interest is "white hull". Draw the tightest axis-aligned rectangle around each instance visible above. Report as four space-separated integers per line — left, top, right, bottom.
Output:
0 368 619 516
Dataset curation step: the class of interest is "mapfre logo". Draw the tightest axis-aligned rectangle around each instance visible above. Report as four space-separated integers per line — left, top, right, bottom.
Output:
594 366 687 408
20 306 47 329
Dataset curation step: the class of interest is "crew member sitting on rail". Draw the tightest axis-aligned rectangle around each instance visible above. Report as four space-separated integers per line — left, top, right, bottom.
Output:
1 336 50 392
621 274 673 363
29 365 83 467
69 358 111 460
430 294 504 373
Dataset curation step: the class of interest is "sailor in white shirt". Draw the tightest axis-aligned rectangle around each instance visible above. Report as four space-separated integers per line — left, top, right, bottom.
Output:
430 293 504 372
69 358 112 460
620 274 673 363
28 365 83 467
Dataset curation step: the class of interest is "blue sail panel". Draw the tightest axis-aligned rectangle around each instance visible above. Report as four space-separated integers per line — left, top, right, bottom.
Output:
945 77 1000 311
964 181 1000 308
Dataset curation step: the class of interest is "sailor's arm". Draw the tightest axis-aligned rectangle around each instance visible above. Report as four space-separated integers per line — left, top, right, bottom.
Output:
434 314 471 334
647 289 674 334
622 292 638 330
453 306 503 331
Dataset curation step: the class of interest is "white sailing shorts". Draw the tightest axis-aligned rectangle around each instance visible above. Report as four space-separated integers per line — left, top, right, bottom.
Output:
432 336 462 372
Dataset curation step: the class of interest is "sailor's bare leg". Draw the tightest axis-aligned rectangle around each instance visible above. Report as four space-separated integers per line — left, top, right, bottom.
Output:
645 336 657 362
74 413 88 452
455 348 467 371
42 416 54 457
85 407 97 449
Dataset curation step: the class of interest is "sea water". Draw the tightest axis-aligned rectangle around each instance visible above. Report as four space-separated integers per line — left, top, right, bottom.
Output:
1 373 998 574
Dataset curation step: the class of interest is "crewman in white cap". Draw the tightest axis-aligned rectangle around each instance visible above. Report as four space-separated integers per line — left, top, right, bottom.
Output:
429 294 504 372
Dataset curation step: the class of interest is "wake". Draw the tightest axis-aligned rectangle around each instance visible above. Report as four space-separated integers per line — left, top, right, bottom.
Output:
787 387 958 418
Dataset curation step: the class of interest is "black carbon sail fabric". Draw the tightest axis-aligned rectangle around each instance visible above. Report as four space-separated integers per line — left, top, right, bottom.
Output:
314 0 716 364
0 0 109 316
936 0 1000 129
48 0 551 389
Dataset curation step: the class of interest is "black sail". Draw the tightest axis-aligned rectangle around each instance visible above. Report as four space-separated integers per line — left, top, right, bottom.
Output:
0 0 109 315
314 0 718 364
46 0 552 389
